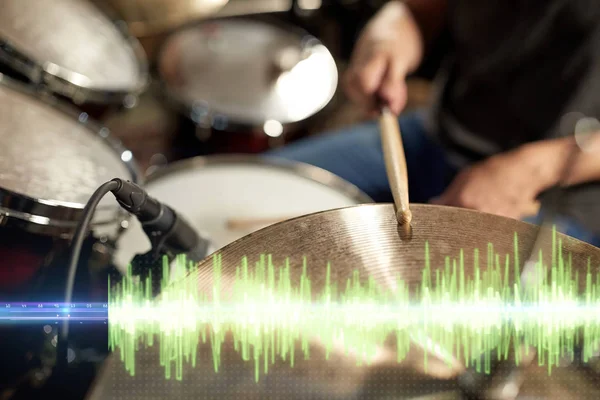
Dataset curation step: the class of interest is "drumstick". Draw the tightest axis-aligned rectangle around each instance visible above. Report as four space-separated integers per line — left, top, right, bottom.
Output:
379 106 412 226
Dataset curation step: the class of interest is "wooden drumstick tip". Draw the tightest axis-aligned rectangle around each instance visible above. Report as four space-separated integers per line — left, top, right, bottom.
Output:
396 209 412 226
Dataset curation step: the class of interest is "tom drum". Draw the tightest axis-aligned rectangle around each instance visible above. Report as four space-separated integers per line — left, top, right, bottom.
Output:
0 75 139 389
157 17 338 156
0 0 148 119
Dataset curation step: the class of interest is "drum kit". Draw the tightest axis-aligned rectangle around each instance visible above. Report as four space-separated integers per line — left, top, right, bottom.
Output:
0 0 598 399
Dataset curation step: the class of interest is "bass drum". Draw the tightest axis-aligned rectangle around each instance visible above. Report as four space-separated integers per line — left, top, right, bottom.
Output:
112 155 371 273
0 0 148 119
157 17 338 156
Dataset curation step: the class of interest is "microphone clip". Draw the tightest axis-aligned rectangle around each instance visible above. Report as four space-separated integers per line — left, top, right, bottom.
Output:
109 178 211 283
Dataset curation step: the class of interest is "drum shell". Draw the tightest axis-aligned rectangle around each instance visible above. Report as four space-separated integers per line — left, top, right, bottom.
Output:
0 227 111 298
0 67 137 122
169 100 333 156
0 224 113 390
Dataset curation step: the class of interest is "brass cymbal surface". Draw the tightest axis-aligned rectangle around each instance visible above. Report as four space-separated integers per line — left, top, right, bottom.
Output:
89 204 600 400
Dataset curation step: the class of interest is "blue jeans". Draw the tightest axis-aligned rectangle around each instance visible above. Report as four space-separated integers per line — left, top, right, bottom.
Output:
266 111 600 248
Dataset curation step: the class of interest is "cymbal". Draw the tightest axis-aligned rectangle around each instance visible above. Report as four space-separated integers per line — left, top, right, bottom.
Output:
192 203 598 285
88 204 600 399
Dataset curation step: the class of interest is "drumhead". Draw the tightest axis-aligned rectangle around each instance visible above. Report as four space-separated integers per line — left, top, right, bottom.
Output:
158 18 338 126
0 76 139 236
113 155 371 272
0 0 147 101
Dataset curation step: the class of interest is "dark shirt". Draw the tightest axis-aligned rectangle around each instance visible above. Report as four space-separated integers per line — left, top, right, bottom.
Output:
427 0 600 234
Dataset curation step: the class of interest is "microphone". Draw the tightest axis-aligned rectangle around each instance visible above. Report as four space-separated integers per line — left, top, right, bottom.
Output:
57 178 210 369
109 178 210 279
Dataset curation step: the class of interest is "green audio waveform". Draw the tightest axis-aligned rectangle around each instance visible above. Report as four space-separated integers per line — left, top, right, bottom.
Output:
108 229 600 382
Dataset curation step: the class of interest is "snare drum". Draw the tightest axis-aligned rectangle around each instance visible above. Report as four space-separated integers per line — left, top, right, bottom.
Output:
0 74 140 295
112 156 371 273
0 0 148 119
0 75 139 389
157 18 338 155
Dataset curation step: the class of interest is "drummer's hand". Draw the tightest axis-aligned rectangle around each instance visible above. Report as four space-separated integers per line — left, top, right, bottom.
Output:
343 2 423 116
431 149 554 220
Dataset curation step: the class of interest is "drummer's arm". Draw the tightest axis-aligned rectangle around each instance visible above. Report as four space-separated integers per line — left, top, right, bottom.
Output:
520 134 600 187
348 0 448 114
403 0 448 49
378 0 448 69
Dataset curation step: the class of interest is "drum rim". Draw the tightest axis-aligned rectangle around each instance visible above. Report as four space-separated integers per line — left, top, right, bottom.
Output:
0 74 143 237
0 1 149 105
156 16 338 129
143 154 373 205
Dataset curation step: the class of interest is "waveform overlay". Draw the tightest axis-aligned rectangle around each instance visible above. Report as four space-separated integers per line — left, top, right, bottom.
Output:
0 302 107 324
108 230 600 382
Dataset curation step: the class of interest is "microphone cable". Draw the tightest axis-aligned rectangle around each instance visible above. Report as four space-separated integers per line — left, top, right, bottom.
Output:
57 180 120 370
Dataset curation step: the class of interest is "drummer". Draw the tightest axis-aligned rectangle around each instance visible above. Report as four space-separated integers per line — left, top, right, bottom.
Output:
268 0 600 247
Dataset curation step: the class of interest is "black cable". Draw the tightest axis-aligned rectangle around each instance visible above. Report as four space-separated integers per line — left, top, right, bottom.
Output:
57 180 120 369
